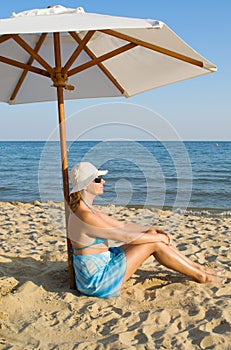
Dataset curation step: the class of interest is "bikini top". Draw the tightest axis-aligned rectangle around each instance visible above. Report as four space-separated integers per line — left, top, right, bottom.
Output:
72 237 106 251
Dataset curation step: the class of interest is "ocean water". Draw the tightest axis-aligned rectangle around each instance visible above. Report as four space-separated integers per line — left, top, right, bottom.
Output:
0 141 230 213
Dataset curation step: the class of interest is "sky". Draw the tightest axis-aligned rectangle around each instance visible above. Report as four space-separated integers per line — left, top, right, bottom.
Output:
0 0 230 141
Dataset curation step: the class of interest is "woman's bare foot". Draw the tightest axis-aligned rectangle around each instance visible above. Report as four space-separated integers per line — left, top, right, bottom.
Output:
202 266 226 277
201 273 227 284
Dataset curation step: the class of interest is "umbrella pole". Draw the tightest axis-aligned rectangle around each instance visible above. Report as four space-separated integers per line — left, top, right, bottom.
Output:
53 32 76 289
56 86 76 289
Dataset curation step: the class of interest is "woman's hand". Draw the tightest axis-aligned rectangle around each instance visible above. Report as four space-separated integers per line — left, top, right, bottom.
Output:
156 229 173 246
145 228 173 246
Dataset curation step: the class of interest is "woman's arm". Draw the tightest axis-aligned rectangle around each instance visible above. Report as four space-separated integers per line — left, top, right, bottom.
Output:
79 209 171 246
95 208 172 245
96 210 171 241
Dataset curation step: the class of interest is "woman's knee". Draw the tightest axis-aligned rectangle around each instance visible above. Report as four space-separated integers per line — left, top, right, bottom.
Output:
144 241 164 254
149 241 168 254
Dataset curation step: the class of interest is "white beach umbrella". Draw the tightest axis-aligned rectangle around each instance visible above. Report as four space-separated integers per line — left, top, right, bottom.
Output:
0 5 216 288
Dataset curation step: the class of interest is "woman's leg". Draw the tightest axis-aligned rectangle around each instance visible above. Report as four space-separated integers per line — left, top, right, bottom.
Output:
121 242 227 284
121 243 158 282
168 245 225 276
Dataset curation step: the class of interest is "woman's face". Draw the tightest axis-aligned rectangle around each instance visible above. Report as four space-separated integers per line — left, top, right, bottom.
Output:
85 177 105 196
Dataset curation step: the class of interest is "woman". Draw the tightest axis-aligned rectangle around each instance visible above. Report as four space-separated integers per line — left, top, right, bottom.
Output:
68 162 227 298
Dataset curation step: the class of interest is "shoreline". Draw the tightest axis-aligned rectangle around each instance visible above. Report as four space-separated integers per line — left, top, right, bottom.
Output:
0 201 231 349
2 200 231 217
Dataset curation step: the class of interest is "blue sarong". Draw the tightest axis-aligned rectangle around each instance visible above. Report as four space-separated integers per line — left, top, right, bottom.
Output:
72 247 127 298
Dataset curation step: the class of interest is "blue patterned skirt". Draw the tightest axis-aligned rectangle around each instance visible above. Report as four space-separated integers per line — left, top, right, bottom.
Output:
72 247 127 298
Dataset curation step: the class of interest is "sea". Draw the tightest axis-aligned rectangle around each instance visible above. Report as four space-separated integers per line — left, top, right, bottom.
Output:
0 141 231 215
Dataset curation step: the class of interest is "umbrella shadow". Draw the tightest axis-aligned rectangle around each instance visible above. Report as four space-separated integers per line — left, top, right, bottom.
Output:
0 255 191 298
0 254 80 295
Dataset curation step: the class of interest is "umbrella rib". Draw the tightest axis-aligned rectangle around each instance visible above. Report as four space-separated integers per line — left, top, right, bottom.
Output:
67 42 137 77
10 33 47 103
0 34 13 44
101 29 204 68
68 31 125 95
0 55 50 77
11 34 54 74
63 31 96 74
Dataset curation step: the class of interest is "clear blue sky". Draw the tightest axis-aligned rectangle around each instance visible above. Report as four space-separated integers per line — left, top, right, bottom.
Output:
0 0 230 141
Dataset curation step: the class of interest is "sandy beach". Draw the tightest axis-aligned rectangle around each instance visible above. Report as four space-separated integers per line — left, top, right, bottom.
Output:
0 201 230 349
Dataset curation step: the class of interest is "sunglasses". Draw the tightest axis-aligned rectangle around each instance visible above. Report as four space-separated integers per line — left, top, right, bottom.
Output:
93 176 103 183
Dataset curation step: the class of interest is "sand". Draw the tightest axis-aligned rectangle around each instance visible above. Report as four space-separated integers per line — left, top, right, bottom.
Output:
0 201 230 350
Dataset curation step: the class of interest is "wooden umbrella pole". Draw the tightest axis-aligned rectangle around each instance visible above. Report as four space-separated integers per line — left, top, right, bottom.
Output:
56 85 76 289
53 33 76 289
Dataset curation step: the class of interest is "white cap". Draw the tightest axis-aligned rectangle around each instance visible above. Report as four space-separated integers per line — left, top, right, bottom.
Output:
70 162 108 194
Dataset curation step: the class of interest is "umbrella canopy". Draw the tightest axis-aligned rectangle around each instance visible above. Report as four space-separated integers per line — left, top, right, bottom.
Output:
0 5 216 104
0 5 217 288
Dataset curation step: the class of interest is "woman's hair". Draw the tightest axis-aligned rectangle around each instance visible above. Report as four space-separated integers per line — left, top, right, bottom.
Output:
69 191 82 212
